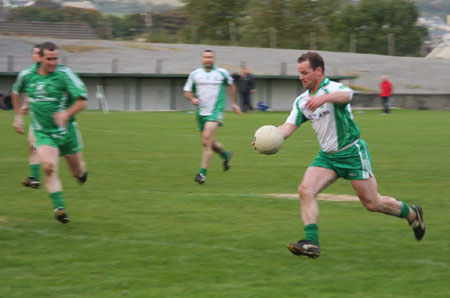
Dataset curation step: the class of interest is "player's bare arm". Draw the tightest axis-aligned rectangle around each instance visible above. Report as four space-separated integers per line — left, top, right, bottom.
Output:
227 84 241 114
12 92 24 134
277 122 298 139
20 98 30 115
53 98 87 127
306 91 351 111
184 91 199 106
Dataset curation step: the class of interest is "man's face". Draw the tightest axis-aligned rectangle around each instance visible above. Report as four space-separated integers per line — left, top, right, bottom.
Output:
40 49 59 74
202 52 215 69
31 48 41 63
297 60 322 91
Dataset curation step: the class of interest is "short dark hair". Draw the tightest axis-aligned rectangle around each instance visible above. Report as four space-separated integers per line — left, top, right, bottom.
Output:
297 52 325 74
39 42 58 57
203 49 214 55
32 44 41 53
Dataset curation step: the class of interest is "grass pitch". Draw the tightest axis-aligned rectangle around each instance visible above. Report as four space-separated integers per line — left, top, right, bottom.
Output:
1 109 449 297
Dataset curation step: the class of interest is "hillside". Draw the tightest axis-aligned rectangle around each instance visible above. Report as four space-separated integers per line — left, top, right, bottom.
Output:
417 0 450 21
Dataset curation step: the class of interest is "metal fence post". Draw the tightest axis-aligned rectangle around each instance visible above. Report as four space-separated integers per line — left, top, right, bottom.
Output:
156 59 162 74
280 62 287 75
7 55 14 72
112 58 118 73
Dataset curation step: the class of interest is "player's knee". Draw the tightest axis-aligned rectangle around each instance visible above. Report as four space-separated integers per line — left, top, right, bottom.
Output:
362 199 380 212
201 139 212 148
298 185 314 201
42 162 55 176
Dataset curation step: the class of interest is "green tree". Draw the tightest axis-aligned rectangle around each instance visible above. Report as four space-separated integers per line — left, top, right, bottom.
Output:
105 13 146 39
61 7 103 28
8 6 63 22
240 0 343 49
286 0 344 50
239 0 287 48
61 7 104 37
327 0 427 56
180 0 249 44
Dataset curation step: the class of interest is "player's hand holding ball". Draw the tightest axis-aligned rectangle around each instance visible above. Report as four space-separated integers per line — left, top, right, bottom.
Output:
253 125 284 155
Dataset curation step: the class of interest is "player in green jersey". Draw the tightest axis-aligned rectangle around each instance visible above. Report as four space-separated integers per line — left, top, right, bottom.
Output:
12 42 88 224
184 50 241 184
260 52 425 258
12 44 42 189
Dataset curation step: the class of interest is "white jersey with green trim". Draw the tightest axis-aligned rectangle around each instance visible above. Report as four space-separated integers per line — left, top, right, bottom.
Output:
183 66 233 116
286 77 360 153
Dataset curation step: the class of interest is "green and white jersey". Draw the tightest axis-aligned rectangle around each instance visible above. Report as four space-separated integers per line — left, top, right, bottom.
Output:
12 63 88 134
286 77 360 153
183 65 233 116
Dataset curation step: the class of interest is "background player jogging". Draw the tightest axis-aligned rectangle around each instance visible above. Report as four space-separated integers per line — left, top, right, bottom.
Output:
12 42 88 223
272 52 425 258
12 44 43 189
184 50 241 184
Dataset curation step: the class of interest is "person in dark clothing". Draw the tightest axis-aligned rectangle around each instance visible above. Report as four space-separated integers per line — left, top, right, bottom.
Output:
3 93 12 110
0 94 5 109
237 67 256 112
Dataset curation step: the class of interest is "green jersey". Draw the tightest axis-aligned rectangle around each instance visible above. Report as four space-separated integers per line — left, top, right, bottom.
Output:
12 63 88 134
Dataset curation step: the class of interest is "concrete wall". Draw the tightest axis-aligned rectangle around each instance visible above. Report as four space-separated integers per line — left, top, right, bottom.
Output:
79 76 307 111
352 93 450 110
2 73 449 111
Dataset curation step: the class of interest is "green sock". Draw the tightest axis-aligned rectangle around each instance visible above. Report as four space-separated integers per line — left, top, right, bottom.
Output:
398 202 410 218
220 151 229 160
199 168 207 175
30 164 40 180
50 192 65 209
304 223 319 245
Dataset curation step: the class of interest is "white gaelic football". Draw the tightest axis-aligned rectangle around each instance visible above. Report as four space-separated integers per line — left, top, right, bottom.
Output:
254 125 284 155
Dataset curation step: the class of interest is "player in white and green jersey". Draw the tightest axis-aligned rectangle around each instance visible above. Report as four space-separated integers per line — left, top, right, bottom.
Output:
12 42 88 224
184 50 241 184
271 52 425 258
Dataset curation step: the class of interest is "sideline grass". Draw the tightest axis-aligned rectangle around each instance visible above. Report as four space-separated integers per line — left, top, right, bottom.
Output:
1 109 449 297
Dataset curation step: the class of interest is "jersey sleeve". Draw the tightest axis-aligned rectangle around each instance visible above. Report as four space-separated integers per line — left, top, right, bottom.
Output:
286 96 308 127
336 82 354 102
223 69 233 85
183 71 196 92
217 68 233 85
12 69 29 94
60 67 88 100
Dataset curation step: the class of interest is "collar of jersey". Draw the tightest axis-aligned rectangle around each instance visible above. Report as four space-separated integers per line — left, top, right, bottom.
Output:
30 63 39 73
202 65 217 72
308 77 330 96
31 62 62 75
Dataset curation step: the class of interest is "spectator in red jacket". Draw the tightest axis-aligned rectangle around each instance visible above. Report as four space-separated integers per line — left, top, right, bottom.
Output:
379 75 393 114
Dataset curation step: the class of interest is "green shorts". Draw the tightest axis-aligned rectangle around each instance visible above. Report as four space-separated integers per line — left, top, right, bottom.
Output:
33 122 83 156
196 112 224 132
310 139 374 180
